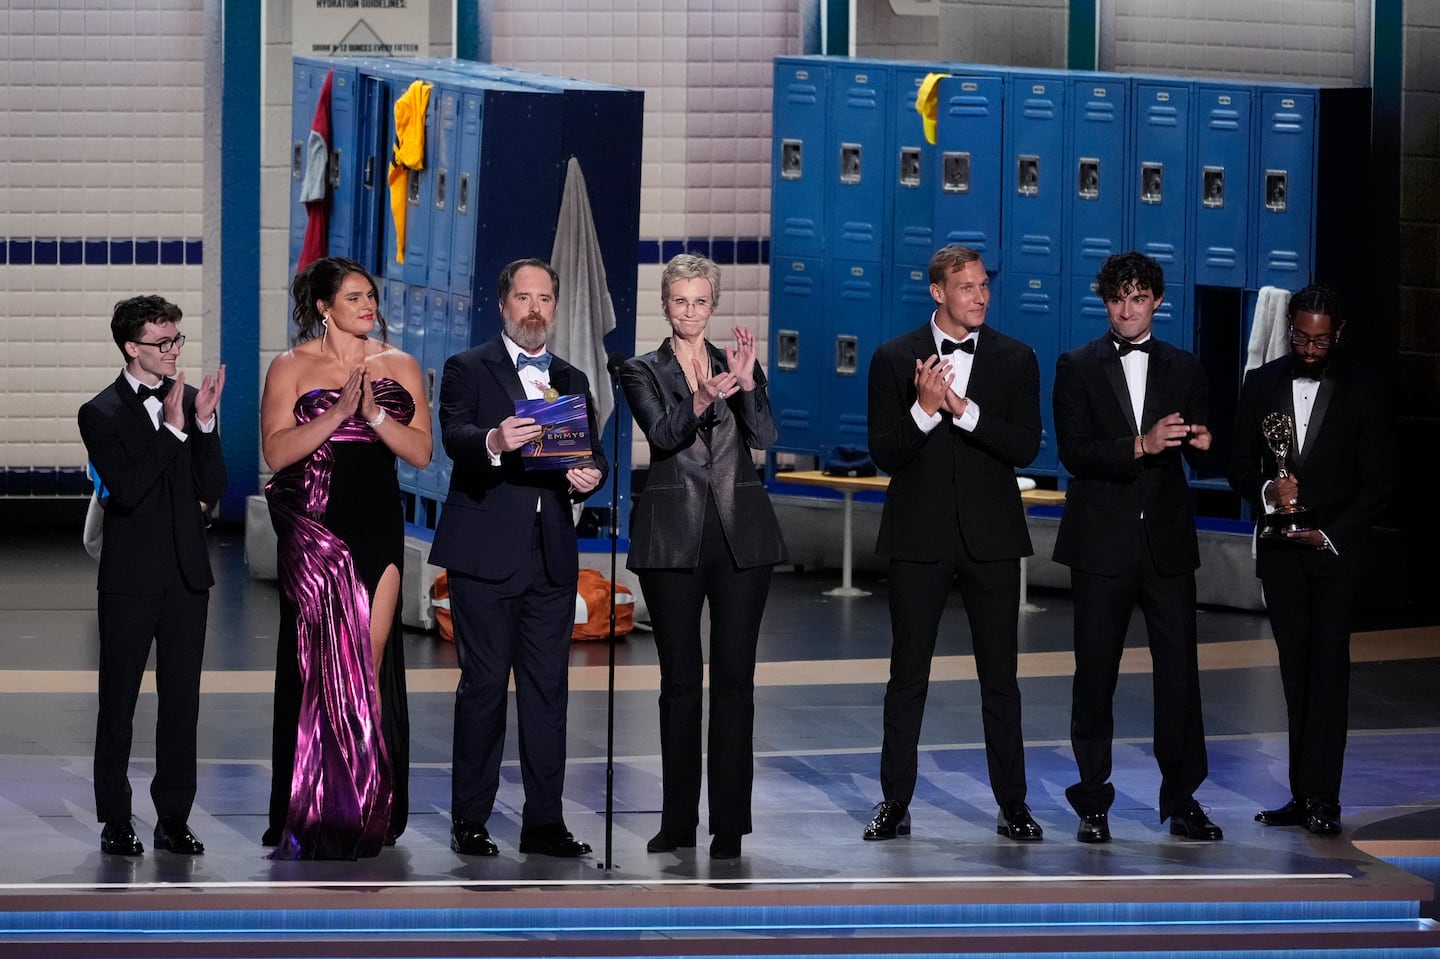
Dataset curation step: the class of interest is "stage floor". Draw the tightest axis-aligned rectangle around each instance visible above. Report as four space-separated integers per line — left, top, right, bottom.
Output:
1 527 1437 955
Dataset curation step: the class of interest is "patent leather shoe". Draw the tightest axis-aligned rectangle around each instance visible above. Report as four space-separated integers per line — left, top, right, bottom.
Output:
100 819 144 856
1169 799 1224 840
647 828 697 853
450 817 498 857
153 818 204 854
709 832 742 860
996 802 1044 841
862 799 910 841
1255 798 1307 827
1076 812 1110 843
260 825 282 847
518 826 592 858
1303 800 1342 835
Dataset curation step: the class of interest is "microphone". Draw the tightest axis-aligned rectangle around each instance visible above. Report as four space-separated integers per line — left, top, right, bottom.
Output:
606 352 629 377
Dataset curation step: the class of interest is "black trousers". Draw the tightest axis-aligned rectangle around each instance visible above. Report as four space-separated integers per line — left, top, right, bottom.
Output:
880 541 1027 810
94 567 208 823
449 520 575 832
1066 530 1208 821
638 498 774 837
1261 559 1358 806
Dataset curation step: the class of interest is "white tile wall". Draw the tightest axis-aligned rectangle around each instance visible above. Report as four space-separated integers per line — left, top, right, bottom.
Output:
0 0 206 475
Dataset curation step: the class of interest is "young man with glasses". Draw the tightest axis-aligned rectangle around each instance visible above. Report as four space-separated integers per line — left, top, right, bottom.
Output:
77 295 226 856
1228 284 1393 835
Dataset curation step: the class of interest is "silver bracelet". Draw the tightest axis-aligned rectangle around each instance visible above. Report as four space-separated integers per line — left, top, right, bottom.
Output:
367 410 386 428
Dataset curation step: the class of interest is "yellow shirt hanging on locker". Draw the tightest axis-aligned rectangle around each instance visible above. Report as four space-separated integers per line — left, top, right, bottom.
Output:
387 80 432 264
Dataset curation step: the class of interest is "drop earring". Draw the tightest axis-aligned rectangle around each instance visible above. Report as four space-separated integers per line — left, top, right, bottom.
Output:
321 314 330 350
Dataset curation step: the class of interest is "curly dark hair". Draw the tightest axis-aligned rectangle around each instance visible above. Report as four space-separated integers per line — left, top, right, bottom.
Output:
289 257 387 345
1094 252 1166 301
1286 283 1346 333
110 295 182 360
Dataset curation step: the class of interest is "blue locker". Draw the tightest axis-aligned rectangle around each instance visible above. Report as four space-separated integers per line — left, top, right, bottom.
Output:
825 260 883 459
1193 83 1253 287
772 57 828 258
1000 273 1062 474
354 70 391 275
400 71 455 288
887 262 934 342
1152 283 1191 352
829 63 889 263
1131 80 1193 282
289 60 331 275
421 84 461 292
418 289 453 499
1064 274 1109 353
1003 72 1067 275
324 64 361 259
1253 89 1317 290
932 74 1004 265
1067 74 1129 275
768 256 825 454
376 68 431 281
381 277 407 354
889 65 938 265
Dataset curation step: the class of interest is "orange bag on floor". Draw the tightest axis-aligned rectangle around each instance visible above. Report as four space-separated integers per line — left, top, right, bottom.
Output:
431 571 453 642
573 568 634 640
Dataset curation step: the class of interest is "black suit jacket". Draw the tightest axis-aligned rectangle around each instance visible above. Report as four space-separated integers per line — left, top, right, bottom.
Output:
429 336 609 583
1052 335 1207 577
77 375 227 593
867 323 1040 563
1227 355 1392 578
618 339 787 570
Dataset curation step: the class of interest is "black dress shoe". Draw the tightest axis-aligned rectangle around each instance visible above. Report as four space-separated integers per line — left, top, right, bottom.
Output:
996 802 1044 841
450 817 498 857
1169 799 1224 840
154 818 204 855
709 832 742 860
1303 799 1342 835
260 825 282 847
518 828 592 858
862 800 910 841
647 828 697 853
1076 812 1110 843
100 819 144 856
1255 798 1307 827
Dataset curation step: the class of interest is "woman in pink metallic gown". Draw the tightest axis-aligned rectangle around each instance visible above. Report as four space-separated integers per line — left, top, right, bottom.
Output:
260 257 432 859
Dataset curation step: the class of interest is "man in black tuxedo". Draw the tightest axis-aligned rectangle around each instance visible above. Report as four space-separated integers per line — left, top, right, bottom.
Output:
1228 285 1392 835
77 296 226 856
862 244 1045 843
430 258 608 858
1052 252 1222 843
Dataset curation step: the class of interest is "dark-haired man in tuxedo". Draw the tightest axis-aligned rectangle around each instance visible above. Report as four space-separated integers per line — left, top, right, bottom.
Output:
431 258 608 859
78 295 227 856
1052 252 1222 843
862 244 1045 844
1228 284 1392 835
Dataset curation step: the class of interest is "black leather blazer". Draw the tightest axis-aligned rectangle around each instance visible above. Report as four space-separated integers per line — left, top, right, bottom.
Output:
618 339 787 570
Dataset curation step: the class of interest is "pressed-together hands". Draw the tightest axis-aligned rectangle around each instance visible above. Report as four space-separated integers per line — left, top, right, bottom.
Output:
913 355 970 420
164 365 227 431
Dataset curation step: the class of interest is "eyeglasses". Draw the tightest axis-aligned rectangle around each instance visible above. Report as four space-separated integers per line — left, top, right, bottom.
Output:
131 334 186 353
667 297 713 313
1288 329 1334 350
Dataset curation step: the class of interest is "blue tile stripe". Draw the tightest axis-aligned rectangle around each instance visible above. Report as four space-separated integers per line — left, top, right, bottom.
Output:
637 237 769 265
0 468 92 497
0 238 202 267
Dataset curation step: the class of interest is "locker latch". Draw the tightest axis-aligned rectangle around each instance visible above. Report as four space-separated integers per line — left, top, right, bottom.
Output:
458 173 470 215
942 152 971 194
835 335 858 376
1077 158 1099 200
1265 170 1287 212
328 149 342 189
777 330 799 371
1140 162 1164 204
363 156 375 189
435 169 447 211
407 170 421 207
1017 155 1039 196
840 143 862 184
292 141 303 180
899 147 921 188
1203 166 1225 208
781 139 803 180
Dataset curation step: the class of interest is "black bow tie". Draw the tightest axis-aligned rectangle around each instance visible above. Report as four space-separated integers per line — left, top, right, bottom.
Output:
940 338 975 356
1113 337 1152 356
136 381 170 401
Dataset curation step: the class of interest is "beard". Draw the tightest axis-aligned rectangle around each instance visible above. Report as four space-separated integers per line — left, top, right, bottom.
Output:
1290 352 1331 379
505 310 552 353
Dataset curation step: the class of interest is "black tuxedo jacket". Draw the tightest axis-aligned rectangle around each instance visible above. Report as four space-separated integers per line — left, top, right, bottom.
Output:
1052 335 1207 577
430 336 609 583
77 374 227 593
867 323 1041 563
618 339 787 570
1228 355 1393 578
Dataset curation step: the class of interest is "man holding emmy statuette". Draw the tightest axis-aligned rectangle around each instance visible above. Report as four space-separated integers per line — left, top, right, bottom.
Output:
1228 284 1392 836
430 257 608 859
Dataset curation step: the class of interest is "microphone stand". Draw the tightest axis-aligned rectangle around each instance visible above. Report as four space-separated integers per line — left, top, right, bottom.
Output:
600 359 625 872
